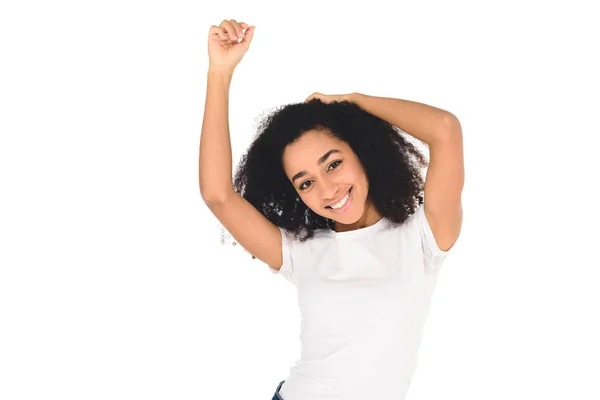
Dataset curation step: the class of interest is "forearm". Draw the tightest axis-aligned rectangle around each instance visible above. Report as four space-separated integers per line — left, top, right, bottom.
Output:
199 67 235 202
349 92 458 145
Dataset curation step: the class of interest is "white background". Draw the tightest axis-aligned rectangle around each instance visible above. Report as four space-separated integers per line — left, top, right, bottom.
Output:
1 1 599 399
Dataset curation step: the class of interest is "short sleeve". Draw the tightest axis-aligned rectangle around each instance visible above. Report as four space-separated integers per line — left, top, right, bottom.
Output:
414 205 450 274
268 227 295 284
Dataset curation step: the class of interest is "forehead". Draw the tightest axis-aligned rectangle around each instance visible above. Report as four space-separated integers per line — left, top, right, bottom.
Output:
282 130 349 170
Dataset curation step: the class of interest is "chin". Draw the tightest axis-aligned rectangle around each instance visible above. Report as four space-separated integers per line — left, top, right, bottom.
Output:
331 205 365 224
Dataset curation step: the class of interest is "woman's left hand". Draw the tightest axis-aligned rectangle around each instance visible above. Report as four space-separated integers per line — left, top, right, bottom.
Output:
304 92 356 104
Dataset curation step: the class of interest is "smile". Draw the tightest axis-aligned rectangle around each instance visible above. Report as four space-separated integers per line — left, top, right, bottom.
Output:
326 187 353 213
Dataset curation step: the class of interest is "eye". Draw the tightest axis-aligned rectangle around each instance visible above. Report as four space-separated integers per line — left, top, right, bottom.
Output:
299 181 311 190
328 160 342 170
299 160 343 191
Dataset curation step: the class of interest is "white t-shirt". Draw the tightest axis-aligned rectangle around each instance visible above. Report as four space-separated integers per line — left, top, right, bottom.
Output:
269 205 451 400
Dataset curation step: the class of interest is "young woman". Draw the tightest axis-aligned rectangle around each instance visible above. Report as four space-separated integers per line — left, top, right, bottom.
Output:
200 19 464 400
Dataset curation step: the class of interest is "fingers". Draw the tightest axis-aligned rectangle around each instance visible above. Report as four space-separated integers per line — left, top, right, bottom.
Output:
305 92 321 102
209 19 252 47
241 25 255 45
210 26 229 41
230 19 246 39
220 19 246 41
304 93 348 104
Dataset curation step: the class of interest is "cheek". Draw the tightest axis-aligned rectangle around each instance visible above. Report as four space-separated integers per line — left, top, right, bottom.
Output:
302 193 318 208
296 192 312 207
299 193 326 215
351 169 369 195
348 166 367 185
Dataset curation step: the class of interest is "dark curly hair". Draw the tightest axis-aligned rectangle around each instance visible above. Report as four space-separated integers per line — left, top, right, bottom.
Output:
225 98 429 248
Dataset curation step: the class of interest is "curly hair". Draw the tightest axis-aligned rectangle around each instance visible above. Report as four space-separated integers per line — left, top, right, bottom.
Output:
222 98 430 250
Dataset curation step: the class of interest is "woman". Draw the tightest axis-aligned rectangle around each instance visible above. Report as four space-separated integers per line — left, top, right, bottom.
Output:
200 19 464 400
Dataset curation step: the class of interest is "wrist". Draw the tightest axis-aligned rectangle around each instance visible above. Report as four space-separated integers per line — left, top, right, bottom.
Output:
346 92 362 104
208 65 235 79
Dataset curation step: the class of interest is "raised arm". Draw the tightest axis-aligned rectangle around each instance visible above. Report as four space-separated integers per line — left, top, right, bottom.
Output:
348 93 464 251
198 66 235 203
421 121 463 251
199 20 284 270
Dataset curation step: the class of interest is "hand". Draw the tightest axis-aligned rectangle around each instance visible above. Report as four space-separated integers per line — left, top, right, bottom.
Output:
304 92 356 104
208 19 255 72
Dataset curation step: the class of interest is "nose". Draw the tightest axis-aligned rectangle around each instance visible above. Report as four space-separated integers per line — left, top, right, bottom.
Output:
322 179 341 203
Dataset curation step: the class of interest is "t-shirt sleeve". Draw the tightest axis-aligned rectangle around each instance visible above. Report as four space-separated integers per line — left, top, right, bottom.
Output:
268 227 295 284
413 205 451 274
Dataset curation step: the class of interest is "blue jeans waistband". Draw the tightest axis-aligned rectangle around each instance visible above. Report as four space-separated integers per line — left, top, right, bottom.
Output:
271 380 285 400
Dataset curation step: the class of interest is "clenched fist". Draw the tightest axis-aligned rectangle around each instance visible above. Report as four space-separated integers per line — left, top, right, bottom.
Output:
208 19 255 72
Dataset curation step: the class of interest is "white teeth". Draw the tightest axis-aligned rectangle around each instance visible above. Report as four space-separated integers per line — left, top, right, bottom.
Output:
330 190 350 209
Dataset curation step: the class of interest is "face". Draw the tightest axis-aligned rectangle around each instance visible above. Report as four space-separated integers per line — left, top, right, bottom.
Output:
282 129 381 230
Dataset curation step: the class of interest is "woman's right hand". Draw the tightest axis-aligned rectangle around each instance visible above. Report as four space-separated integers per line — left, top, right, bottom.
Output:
208 19 255 72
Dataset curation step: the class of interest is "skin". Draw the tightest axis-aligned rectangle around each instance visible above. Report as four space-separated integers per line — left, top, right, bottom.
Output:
282 129 383 233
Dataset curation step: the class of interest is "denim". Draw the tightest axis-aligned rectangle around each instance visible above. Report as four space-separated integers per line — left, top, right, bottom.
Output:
271 380 285 400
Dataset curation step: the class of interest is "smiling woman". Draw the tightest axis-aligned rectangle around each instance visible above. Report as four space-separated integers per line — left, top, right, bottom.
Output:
200 17 464 400
281 129 381 232
213 97 434 246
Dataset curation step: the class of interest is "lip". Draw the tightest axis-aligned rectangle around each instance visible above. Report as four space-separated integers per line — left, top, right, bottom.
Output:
326 187 353 212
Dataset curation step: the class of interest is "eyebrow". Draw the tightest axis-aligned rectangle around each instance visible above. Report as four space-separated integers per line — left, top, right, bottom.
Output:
291 149 342 184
